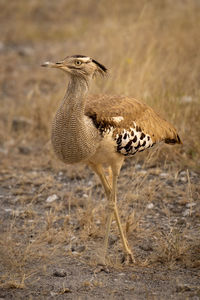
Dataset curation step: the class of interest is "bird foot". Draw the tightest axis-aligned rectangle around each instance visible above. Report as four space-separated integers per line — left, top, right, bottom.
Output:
121 252 135 265
93 250 110 273
94 263 110 274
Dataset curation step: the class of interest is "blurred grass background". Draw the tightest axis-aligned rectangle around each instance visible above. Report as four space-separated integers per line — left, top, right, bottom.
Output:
0 0 200 169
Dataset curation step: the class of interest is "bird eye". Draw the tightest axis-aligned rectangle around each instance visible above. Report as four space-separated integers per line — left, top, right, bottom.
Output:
75 60 82 66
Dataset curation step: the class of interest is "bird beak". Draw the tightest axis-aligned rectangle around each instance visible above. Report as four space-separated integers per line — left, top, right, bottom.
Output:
41 61 65 68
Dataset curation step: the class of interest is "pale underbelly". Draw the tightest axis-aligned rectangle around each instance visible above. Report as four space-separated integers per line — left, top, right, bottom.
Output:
87 133 124 167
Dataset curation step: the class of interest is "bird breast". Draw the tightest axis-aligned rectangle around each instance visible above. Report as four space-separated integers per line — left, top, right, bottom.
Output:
51 110 101 164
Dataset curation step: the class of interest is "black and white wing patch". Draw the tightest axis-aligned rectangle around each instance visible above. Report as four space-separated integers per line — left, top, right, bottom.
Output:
114 123 154 156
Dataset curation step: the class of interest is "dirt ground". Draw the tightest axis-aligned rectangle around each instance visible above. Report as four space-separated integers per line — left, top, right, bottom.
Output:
0 1 200 299
0 146 199 299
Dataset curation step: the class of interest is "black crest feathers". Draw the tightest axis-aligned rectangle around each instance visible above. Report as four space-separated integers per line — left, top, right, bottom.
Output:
92 59 107 74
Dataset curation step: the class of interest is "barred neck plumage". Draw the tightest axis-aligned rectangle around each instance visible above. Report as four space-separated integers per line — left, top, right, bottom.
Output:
61 75 90 116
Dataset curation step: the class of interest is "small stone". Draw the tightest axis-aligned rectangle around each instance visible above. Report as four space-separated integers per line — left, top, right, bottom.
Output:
180 171 187 176
186 202 196 208
135 164 142 170
4 208 12 212
183 209 191 217
50 291 58 296
53 269 67 277
147 203 154 209
46 194 58 203
180 177 187 183
160 172 168 178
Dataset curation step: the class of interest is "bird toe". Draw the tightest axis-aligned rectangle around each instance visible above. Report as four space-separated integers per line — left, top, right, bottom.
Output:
121 252 135 265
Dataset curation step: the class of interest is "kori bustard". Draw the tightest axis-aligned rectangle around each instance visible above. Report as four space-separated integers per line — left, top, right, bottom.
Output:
41 55 181 264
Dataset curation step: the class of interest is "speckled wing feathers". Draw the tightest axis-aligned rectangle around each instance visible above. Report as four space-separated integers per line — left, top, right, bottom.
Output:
85 95 181 157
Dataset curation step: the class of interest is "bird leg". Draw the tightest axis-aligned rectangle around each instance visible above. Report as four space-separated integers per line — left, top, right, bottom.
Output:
111 173 135 264
89 163 111 199
89 163 134 264
88 163 113 263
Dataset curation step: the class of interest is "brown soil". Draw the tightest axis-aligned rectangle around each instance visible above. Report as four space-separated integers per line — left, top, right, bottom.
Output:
0 148 199 299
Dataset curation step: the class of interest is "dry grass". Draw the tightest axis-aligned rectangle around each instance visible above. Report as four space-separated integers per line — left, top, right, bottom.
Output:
0 0 200 297
0 155 199 283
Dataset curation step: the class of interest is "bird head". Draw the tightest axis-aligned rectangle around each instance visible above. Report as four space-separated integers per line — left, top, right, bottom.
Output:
41 55 107 79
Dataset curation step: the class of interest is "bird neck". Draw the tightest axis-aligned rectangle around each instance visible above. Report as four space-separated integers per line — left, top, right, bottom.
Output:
61 75 90 116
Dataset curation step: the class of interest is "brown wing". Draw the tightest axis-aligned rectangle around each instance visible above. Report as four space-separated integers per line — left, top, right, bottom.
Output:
85 94 181 144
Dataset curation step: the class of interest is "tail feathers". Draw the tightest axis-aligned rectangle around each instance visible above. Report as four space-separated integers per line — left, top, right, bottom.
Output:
165 134 182 145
